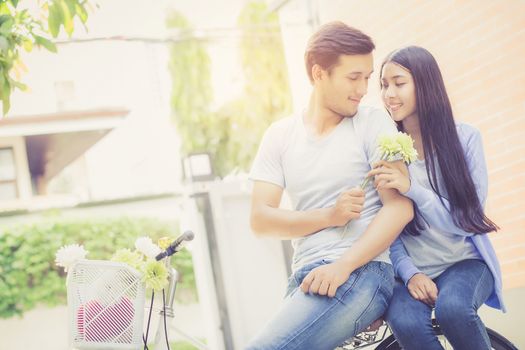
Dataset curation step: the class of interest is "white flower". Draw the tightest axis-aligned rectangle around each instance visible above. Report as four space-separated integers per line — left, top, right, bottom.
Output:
55 244 88 272
135 237 161 259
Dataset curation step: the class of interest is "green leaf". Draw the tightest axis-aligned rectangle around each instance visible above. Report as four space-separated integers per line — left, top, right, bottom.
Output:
22 39 32 52
0 17 13 35
34 35 57 53
75 3 88 23
11 79 26 91
48 3 62 38
15 9 29 22
2 91 11 115
0 14 11 26
59 0 74 36
0 4 10 16
9 0 19 8
65 0 77 15
0 36 8 51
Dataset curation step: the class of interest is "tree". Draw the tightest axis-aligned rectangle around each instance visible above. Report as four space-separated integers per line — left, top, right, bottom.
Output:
166 11 224 165
167 1 291 177
217 1 291 175
0 0 91 114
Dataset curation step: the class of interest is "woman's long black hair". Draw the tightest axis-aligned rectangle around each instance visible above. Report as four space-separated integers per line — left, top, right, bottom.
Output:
381 46 498 235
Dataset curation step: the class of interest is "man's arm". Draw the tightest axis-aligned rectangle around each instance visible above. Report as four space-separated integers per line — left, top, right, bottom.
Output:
337 185 414 271
300 162 414 297
250 181 364 240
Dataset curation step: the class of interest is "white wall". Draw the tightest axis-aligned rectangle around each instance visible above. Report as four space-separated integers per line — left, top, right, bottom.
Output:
207 180 289 349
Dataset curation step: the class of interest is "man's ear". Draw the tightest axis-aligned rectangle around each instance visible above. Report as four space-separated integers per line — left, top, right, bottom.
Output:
311 64 324 83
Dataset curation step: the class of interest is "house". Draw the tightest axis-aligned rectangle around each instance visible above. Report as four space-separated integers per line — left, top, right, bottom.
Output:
0 108 128 212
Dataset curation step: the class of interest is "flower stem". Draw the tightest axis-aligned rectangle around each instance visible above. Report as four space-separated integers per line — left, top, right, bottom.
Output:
360 176 371 189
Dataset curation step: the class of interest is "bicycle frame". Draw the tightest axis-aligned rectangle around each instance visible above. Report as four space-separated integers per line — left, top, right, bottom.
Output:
151 254 209 350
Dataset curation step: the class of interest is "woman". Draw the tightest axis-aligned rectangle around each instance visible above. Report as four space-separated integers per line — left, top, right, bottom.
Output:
368 46 505 350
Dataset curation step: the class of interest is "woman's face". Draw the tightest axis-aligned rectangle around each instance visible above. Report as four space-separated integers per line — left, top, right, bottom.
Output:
380 62 417 122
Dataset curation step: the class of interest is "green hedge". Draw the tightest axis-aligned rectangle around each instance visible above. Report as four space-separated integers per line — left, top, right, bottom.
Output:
0 217 197 319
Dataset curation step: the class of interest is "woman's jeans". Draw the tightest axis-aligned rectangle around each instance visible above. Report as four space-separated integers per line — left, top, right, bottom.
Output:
385 259 494 350
245 260 394 350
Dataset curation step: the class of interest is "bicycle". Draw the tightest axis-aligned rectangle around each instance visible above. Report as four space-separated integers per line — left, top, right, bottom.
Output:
336 318 518 350
67 231 207 350
65 232 518 350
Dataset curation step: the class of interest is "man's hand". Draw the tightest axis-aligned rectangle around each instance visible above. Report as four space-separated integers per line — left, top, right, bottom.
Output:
300 260 353 298
329 187 365 226
407 273 438 306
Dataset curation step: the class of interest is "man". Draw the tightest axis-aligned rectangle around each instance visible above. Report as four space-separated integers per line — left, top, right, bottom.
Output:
246 22 414 350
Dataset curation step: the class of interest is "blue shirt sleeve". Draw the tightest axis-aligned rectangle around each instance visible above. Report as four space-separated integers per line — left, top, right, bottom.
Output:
389 236 421 284
404 124 488 237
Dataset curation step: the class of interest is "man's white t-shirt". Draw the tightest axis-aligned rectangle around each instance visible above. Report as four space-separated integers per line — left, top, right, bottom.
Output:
250 105 398 272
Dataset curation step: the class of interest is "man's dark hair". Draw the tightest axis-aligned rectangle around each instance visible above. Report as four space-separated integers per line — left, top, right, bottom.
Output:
305 21 375 83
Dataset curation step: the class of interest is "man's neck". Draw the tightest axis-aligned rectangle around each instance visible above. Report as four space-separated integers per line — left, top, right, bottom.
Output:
304 93 345 137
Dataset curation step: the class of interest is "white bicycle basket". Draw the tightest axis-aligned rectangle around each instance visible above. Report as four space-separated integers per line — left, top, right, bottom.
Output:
67 260 146 350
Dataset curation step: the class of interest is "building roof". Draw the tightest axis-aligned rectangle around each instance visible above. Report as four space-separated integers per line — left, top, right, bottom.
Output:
0 108 129 137
0 108 129 180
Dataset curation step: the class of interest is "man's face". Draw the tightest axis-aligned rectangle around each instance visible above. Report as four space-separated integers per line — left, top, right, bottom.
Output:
317 53 374 117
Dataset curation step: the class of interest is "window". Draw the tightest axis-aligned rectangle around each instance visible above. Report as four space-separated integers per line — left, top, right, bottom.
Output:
0 147 18 200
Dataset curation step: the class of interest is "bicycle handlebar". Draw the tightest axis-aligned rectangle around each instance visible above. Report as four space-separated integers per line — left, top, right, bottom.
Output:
155 230 195 261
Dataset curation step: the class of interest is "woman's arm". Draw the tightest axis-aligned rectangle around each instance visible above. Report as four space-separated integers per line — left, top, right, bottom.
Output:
390 237 439 306
389 236 421 285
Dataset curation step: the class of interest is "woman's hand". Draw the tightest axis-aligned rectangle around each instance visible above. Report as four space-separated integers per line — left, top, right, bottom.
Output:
407 273 438 306
367 160 410 194
300 260 352 298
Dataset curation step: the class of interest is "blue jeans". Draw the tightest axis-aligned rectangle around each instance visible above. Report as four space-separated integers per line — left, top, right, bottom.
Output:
385 259 494 350
245 260 394 350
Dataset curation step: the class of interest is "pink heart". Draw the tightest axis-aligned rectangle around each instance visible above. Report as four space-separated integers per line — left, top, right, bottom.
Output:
77 297 135 342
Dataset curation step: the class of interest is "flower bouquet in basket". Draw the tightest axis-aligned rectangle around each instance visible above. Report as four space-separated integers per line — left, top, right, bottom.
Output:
56 237 170 347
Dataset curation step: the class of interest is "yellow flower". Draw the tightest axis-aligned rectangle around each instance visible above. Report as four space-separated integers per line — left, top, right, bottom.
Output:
158 236 173 250
395 132 419 163
360 132 418 190
142 259 169 291
378 134 401 160
111 249 144 271
377 132 418 163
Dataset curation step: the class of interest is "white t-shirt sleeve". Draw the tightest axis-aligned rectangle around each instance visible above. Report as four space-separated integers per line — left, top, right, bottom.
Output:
364 108 398 166
249 123 285 188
